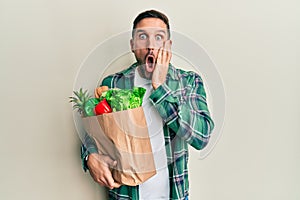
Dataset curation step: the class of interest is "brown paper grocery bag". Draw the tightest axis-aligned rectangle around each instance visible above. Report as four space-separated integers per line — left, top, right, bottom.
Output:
82 106 156 186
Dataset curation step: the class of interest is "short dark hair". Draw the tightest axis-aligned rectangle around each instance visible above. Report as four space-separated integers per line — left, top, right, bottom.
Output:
132 10 171 38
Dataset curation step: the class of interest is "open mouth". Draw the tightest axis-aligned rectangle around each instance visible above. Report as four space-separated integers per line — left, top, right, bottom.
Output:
145 54 155 73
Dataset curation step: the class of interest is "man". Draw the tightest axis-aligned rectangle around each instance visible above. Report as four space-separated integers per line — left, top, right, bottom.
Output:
81 10 214 200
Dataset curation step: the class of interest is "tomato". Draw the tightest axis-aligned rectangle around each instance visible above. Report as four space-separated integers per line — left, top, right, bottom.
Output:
94 98 112 115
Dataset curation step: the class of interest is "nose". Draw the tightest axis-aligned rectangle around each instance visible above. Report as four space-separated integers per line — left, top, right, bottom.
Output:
146 37 156 50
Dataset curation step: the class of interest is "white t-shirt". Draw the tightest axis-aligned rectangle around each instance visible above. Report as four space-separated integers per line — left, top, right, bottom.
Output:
134 68 169 200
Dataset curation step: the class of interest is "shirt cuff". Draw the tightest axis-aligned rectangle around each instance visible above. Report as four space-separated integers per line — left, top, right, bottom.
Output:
149 83 179 123
81 145 98 172
149 83 177 104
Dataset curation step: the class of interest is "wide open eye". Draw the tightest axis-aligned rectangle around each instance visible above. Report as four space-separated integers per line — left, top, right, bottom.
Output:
139 34 147 40
155 35 163 41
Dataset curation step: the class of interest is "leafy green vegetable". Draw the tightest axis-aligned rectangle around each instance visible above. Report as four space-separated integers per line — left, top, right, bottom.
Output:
104 87 146 112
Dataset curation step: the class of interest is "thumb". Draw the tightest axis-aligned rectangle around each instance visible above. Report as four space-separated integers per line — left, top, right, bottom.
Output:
103 156 117 167
109 160 117 168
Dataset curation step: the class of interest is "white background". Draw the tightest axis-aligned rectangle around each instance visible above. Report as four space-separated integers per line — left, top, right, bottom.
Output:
1 0 299 199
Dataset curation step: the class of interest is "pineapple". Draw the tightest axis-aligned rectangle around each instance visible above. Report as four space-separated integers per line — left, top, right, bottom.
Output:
69 88 92 117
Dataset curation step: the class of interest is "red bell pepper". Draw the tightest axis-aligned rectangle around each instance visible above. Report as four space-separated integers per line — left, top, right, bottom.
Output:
94 98 112 115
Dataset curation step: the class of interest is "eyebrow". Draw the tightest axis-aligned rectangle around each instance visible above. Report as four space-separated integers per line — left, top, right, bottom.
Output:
135 29 167 35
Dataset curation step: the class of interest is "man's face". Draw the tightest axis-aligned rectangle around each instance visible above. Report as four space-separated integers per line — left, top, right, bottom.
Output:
130 18 169 79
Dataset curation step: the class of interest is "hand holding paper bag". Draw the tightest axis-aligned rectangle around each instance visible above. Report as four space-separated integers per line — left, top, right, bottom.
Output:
82 106 156 186
70 87 157 186
87 153 121 189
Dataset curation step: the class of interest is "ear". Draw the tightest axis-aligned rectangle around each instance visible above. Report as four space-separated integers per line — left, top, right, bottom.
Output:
130 39 134 53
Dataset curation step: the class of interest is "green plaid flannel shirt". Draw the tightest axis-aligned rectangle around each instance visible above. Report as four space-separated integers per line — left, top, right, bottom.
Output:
81 63 214 200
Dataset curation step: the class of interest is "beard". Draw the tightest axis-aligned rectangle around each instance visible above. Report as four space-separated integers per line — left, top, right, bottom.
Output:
137 64 153 80
136 51 157 80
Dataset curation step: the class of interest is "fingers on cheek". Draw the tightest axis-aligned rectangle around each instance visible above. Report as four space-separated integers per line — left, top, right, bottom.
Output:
168 50 172 61
166 43 172 61
158 48 165 65
162 47 167 61
156 48 162 63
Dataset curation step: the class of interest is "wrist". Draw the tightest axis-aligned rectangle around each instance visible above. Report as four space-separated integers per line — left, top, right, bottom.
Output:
152 83 160 90
152 79 166 90
85 153 99 169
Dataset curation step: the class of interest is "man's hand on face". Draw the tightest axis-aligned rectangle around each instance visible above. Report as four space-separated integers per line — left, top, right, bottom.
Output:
152 40 172 90
87 153 121 189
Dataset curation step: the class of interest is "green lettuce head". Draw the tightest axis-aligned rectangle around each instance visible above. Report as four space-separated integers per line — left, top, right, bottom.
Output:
104 87 146 112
